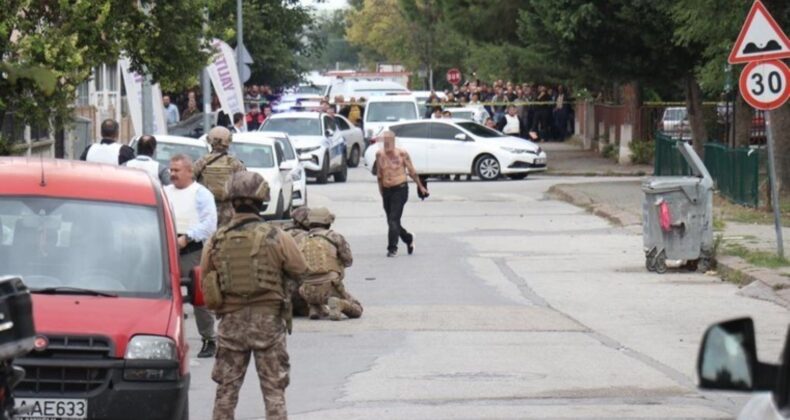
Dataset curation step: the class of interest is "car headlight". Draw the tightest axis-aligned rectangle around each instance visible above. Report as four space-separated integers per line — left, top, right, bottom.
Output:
298 146 321 154
501 147 535 154
126 335 176 360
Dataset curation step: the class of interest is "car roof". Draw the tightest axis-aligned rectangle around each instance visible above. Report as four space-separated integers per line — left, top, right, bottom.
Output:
389 118 469 127
152 135 209 147
365 95 418 104
0 157 158 206
268 111 324 119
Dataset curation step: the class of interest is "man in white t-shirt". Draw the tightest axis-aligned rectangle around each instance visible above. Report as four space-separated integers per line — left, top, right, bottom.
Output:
496 105 523 138
124 135 170 185
79 119 135 165
163 154 218 358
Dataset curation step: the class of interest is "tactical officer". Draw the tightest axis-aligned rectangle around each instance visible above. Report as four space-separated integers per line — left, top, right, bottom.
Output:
283 207 311 317
200 171 307 420
298 207 363 321
194 126 246 227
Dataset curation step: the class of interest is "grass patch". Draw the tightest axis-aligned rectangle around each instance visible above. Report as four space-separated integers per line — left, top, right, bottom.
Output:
723 243 790 269
714 194 790 227
713 217 726 232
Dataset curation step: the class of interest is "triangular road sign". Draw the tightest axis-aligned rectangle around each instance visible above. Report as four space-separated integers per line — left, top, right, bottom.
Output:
729 0 790 64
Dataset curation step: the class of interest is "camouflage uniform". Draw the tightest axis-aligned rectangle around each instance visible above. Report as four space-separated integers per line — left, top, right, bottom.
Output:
194 126 246 227
201 172 307 420
283 207 310 317
297 208 363 321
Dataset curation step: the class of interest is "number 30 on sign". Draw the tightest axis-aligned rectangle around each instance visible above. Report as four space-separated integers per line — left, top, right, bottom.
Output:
739 60 790 110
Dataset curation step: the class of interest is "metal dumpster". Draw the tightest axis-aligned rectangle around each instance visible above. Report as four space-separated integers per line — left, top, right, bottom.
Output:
643 141 714 273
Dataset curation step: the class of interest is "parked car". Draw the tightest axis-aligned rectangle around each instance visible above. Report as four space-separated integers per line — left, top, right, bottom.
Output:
130 134 210 170
660 107 691 140
259 112 347 184
364 119 547 181
273 133 308 208
445 106 490 124
0 157 199 419
227 132 294 219
333 114 365 167
325 80 409 100
697 317 789 419
167 112 217 139
273 94 323 113
363 95 421 144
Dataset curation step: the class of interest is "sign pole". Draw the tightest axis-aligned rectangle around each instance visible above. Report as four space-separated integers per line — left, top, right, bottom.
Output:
765 110 785 257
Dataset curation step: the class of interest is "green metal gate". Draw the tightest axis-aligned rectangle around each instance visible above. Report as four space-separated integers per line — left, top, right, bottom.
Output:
703 143 760 207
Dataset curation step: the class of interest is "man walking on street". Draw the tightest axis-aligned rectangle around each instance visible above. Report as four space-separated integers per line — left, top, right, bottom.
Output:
80 119 135 165
194 126 246 227
163 154 218 358
201 171 307 420
375 130 428 257
124 135 170 185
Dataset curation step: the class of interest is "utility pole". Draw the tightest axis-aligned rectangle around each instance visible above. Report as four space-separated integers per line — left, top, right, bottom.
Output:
237 0 243 84
202 5 212 134
142 75 153 134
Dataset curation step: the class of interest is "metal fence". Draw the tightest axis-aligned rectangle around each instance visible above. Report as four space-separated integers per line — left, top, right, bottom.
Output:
653 132 692 176
654 133 761 207
703 142 760 207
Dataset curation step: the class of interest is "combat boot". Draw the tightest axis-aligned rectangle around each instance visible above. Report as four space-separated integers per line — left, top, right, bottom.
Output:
308 304 323 320
328 297 348 321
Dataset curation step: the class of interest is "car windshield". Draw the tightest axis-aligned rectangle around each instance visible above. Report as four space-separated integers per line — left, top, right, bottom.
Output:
230 143 275 168
154 142 206 168
366 102 417 122
0 197 167 297
664 108 687 121
294 85 324 95
261 118 322 136
457 122 505 138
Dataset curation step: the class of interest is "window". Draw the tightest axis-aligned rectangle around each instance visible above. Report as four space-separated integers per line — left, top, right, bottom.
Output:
366 102 418 122
429 123 463 140
229 143 275 168
276 138 296 160
0 197 166 297
391 123 429 139
261 118 322 136
335 117 350 131
153 143 207 168
457 122 505 138
323 116 337 133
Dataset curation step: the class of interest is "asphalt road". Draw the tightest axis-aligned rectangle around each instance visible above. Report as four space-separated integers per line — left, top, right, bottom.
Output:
185 168 788 419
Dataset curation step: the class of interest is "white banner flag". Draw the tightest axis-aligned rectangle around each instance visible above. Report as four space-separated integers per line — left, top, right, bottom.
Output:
206 39 246 129
119 58 168 136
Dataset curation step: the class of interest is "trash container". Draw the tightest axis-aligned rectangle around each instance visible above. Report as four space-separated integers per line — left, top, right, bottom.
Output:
643 141 714 274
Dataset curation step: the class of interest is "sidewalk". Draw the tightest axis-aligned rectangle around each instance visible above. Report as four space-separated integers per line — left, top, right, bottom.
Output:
542 141 653 177
545 142 790 310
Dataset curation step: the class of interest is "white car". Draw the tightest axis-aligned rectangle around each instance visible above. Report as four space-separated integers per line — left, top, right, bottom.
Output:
364 119 547 181
260 112 347 184
446 106 490 124
228 132 294 219
273 94 323 113
129 134 210 169
363 95 421 143
262 131 308 208
333 114 365 168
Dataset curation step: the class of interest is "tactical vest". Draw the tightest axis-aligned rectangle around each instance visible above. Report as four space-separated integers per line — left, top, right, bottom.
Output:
212 222 284 300
298 231 343 276
199 154 235 201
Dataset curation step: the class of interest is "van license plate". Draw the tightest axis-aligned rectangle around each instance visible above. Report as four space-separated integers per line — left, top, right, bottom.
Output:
16 398 87 419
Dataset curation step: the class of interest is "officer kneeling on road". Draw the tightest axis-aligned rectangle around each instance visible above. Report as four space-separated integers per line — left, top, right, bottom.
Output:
298 207 363 321
200 171 307 420
283 206 311 317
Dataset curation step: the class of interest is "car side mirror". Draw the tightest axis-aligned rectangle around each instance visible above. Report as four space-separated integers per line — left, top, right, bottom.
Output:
181 267 204 306
325 129 335 137
454 133 468 141
697 317 779 392
279 162 294 171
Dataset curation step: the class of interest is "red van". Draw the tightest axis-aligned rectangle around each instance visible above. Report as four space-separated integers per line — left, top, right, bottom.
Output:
0 158 200 419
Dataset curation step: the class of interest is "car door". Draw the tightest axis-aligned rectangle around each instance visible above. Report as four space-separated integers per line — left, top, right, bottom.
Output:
274 141 293 208
334 115 363 154
322 115 344 170
426 122 475 173
389 122 429 173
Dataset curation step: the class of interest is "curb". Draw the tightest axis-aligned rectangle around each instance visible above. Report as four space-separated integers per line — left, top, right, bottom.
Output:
547 171 650 178
547 184 641 227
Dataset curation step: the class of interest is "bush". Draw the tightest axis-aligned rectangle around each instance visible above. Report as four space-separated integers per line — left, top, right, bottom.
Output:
629 139 654 165
0 137 12 157
602 143 618 161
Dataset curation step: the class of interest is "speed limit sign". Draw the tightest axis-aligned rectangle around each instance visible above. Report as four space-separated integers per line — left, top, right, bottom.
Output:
739 60 790 110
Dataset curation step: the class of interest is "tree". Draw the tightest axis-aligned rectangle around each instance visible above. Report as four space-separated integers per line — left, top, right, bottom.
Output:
303 10 360 72
0 0 212 153
208 0 318 88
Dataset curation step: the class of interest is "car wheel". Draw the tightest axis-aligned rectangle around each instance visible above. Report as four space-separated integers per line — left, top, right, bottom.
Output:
475 154 501 181
274 192 285 219
316 153 329 184
334 154 348 183
507 173 528 180
348 145 361 168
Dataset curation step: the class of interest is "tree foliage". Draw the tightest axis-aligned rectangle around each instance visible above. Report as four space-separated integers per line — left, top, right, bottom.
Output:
302 10 360 72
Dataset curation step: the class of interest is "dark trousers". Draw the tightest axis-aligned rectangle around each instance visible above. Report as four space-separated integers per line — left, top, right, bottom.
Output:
382 183 413 253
